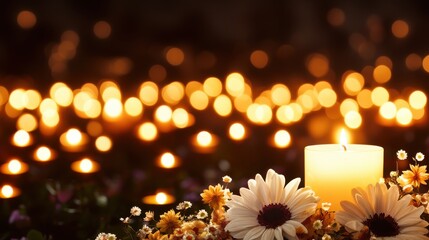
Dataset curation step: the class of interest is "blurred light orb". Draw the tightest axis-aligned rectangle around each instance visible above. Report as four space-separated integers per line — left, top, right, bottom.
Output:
203 77 222 97
344 111 362 129
271 84 291 106
138 122 158 141
379 102 397 119
409 90 427 109
165 47 185 66
80 158 94 173
66 128 82 145
189 90 209 110
225 72 245 97
17 10 37 29
160 152 176 168
307 53 329 78
155 192 168 204
1 185 14 198
391 19 409 38
229 122 246 141
139 82 158 106
83 99 102 118
317 88 337 108
35 146 52 161
373 65 391 84
95 136 112 152
250 50 269 69
9 89 27 110
162 82 185 105
13 130 31 147
50 82 73 107
196 131 213 147
24 90 41 110
213 95 232 117
17 113 37 132
172 108 189 128
124 97 143 117
8 159 22 174
103 99 123 118
274 130 291 148
371 87 389 106
396 108 413 126
93 21 111 39
155 105 172 122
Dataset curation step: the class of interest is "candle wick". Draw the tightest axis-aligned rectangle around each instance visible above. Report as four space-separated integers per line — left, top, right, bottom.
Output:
342 144 347 151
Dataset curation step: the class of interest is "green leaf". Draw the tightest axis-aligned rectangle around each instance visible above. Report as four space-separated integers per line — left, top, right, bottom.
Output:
27 230 45 240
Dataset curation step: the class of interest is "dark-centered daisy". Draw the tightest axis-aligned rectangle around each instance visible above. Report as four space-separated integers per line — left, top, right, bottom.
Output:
225 169 318 240
336 183 429 239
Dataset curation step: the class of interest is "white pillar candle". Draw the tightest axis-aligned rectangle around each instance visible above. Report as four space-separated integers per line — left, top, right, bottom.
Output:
305 143 383 211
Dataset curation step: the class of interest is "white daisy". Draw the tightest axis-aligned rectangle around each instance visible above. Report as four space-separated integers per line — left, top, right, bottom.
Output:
336 183 429 239
130 206 141 216
225 169 318 240
416 152 425 162
196 209 208 219
95 232 117 240
397 149 408 160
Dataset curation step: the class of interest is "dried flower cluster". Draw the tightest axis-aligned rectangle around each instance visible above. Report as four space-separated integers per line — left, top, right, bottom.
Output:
97 150 429 240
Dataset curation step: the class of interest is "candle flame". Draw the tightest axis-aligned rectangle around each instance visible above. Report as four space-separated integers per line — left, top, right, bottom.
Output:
340 129 348 151
8 159 22 174
1 185 13 198
79 158 93 173
155 192 168 204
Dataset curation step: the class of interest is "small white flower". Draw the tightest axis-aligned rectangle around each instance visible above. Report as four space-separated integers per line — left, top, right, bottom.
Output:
140 224 152 235
321 202 331 211
177 201 192 210
390 171 398 178
416 152 425 161
130 206 141 216
222 175 232 183
196 209 208 219
397 149 407 160
95 232 117 240
313 219 323 230
144 211 154 221
322 233 332 240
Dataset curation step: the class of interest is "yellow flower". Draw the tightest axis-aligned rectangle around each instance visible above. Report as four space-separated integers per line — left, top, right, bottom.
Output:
200 184 225 210
182 220 206 235
156 210 182 234
401 164 429 188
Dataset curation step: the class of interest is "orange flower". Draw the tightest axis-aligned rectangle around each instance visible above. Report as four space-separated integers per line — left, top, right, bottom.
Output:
156 210 182 234
401 164 429 188
147 230 169 240
200 184 225 210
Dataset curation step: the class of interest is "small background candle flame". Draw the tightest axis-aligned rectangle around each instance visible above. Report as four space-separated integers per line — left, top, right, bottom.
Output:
340 129 348 151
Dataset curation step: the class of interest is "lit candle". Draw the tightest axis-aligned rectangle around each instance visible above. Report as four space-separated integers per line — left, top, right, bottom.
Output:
59 128 88 151
0 159 29 175
0 184 21 198
304 129 383 211
71 158 100 173
142 191 175 205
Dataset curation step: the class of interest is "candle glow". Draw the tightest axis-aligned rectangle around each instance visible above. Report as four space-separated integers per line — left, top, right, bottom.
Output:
142 191 175 205
0 184 20 199
305 130 383 211
71 158 99 173
1 159 28 175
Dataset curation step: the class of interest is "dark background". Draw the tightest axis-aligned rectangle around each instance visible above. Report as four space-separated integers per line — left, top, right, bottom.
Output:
0 1 428 239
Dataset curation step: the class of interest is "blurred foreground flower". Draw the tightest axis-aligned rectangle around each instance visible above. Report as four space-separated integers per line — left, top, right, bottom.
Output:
225 169 318 240
336 183 429 239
